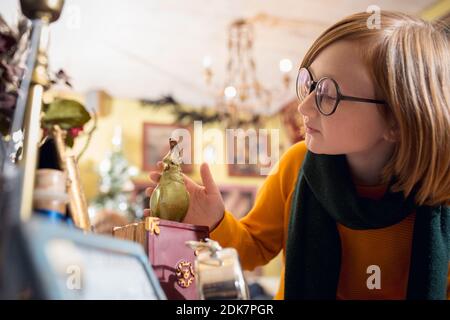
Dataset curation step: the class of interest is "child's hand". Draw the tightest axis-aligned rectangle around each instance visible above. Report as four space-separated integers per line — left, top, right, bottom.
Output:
144 162 225 230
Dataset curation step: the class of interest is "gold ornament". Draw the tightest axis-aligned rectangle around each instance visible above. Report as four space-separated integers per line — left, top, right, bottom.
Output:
149 138 190 222
175 260 195 288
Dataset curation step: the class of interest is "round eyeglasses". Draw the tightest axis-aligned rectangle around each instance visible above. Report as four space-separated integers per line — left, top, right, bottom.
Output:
296 67 386 116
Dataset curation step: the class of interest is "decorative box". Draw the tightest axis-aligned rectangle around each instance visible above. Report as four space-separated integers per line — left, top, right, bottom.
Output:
113 217 209 299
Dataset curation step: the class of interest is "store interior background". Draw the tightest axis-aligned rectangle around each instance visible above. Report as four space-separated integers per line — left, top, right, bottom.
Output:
0 0 448 297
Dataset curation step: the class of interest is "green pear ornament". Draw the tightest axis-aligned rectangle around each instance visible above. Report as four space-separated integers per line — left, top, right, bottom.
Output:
149 137 190 222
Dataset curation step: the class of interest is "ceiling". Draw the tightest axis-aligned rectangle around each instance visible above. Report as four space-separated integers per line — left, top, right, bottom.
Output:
0 0 437 113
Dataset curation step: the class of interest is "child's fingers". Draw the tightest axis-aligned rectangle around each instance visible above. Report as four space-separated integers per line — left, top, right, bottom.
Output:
147 181 158 188
143 209 151 217
146 161 165 195
200 162 220 195
145 185 157 197
147 162 164 184
149 172 161 183
181 173 201 193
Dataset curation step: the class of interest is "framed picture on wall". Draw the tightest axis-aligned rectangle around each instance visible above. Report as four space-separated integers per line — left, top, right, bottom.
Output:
227 131 271 177
142 123 193 173
219 184 257 220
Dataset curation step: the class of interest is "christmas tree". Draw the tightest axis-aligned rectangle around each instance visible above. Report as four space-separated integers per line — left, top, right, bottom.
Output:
88 126 141 223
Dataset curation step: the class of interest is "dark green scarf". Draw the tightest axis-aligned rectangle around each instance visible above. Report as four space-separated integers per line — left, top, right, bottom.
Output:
284 151 449 300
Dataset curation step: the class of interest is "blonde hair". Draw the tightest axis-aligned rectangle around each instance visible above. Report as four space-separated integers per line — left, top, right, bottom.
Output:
301 11 450 206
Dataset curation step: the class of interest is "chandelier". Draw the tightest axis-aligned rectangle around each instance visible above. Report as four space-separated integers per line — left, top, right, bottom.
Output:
203 18 293 127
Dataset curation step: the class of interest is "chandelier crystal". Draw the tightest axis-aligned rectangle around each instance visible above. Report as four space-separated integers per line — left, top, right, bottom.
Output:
203 18 293 127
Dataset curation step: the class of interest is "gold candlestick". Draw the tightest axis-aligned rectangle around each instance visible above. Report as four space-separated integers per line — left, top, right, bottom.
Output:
20 0 65 23
51 125 67 170
65 155 91 231
51 125 91 231
17 0 65 221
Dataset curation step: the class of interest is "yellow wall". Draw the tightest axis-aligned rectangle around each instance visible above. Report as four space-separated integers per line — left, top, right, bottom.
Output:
420 0 450 20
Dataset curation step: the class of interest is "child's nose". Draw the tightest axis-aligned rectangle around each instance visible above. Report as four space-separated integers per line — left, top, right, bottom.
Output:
297 92 317 118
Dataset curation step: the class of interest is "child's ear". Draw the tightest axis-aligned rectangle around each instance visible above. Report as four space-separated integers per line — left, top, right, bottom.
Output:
383 127 399 142
383 115 399 142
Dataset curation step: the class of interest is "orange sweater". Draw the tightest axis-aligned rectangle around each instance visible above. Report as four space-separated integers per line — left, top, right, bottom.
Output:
210 141 450 299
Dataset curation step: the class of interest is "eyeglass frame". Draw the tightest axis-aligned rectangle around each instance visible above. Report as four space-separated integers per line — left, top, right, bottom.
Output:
296 67 386 116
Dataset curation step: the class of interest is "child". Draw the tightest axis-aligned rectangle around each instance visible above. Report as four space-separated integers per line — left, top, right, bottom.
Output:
145 11 449 300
